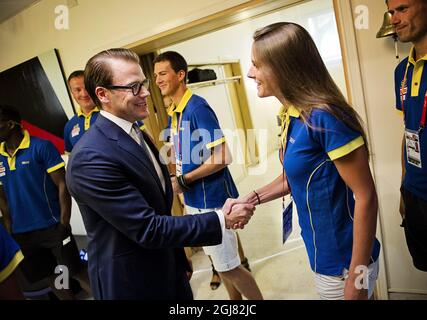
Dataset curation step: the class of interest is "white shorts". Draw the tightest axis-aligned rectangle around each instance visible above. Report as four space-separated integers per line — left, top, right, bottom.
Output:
314 259 379 300
185 205 241 272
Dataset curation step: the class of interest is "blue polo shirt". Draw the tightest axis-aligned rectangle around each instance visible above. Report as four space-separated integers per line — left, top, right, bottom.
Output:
167 89 238 208
282 105 381 276
0 130 65 234
0 224 24 283
64 107 100 153
394 47 427 201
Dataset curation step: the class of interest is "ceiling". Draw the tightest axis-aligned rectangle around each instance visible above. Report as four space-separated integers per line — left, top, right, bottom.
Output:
0 0 41 24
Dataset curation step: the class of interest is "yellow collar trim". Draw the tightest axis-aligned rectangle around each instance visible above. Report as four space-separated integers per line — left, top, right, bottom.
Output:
408 46 427 65
0 130 30 158
167 89 193 116
77 106 100 117
279 104 300 119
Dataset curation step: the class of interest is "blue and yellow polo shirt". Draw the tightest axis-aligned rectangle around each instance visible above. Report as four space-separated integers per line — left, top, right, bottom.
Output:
64 107 100 153
281 105 381 276
395 47 427 201
167 89 238 208
0 130 65 234
0 224 24 283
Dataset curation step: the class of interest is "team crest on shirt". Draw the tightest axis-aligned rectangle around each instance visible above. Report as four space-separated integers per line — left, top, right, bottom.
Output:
0 162 6 177
71 124 81 137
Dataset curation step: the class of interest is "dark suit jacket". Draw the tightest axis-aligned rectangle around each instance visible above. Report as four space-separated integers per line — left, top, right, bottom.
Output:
66 114 222 300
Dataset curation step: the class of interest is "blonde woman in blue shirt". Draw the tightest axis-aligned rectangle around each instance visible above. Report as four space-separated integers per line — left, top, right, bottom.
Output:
226 22 381 300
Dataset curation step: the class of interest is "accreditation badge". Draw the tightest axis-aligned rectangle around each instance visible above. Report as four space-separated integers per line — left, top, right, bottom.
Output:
405 129 422 169
71 124 80 138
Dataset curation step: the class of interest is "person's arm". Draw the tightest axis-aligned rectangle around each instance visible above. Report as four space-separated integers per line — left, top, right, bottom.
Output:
67 148 253 249
172 141 232 193
333 146 378 300
49 168 72 229
0 185 12 233
222 173 290 215
0 271 24 300
399 133 406 219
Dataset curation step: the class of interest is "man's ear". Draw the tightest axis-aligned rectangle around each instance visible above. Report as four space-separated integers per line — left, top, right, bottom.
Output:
178 70 186 83
95 87 109 104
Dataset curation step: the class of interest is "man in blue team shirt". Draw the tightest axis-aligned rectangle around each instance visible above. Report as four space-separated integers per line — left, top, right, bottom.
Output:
64 70 99 153
0 105 91 298
154 51 262 300
389 0 427 271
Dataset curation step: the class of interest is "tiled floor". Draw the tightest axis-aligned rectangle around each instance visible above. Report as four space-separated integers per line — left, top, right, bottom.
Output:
189 152 319 300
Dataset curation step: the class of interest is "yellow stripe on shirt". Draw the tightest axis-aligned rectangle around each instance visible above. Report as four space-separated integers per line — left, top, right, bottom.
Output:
206 137 226 149
328 136 365 161
0 250 24 283
46 162 65 173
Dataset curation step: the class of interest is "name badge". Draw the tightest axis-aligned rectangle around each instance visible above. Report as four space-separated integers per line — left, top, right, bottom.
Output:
405 129 422 169
71 124 80 138
282 200 293 244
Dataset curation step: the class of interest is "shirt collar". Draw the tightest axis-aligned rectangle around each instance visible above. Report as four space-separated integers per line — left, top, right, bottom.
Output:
279 104 301 119
77 106 100 117
408 46 427 65
0 129 31 158
167 88 193 116
100 110 134 136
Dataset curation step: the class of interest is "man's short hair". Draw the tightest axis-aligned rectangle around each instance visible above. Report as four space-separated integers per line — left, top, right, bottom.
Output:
0 104 21 123
67 70 84 84
84 48 140 107
153 51 188 82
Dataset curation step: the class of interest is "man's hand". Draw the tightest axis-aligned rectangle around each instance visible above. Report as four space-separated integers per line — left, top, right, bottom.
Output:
171 176 183 194
344 275 369 300
222 197 250 215
224 202 255 229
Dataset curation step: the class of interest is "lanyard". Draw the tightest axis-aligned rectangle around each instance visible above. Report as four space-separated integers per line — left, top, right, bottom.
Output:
279 108 292 209
173 111 184 160
400 61 427 132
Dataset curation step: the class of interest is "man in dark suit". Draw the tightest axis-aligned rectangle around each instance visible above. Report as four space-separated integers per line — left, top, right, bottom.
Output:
66 48 254 300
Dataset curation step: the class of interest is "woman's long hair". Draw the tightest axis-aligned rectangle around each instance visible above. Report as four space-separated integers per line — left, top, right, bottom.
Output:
253 22 369 151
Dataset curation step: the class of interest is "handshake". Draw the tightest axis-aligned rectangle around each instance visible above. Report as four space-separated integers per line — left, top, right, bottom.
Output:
221 197 256 230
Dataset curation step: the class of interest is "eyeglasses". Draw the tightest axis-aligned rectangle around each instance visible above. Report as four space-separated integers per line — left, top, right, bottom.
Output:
105 79 150 96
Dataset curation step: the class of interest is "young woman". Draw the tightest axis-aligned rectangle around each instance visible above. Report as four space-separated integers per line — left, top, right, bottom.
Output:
228 22 381 300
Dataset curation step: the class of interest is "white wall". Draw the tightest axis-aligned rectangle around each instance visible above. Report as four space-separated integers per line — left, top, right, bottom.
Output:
349 0 427 294
0 0 250 73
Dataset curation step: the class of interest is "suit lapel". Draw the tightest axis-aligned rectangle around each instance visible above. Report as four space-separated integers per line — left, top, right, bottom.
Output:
143 132 173 205
96 115 167 199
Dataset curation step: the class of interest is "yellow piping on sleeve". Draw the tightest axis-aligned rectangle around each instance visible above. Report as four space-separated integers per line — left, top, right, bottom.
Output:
46 162 65 173
206 136 226 149
0 250 24 283
328 136 365 161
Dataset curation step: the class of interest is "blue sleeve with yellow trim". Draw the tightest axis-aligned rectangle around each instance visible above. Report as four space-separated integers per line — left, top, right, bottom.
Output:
191 102 225 150
37 139 65 173
0 224 23 283
310 108 364 161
